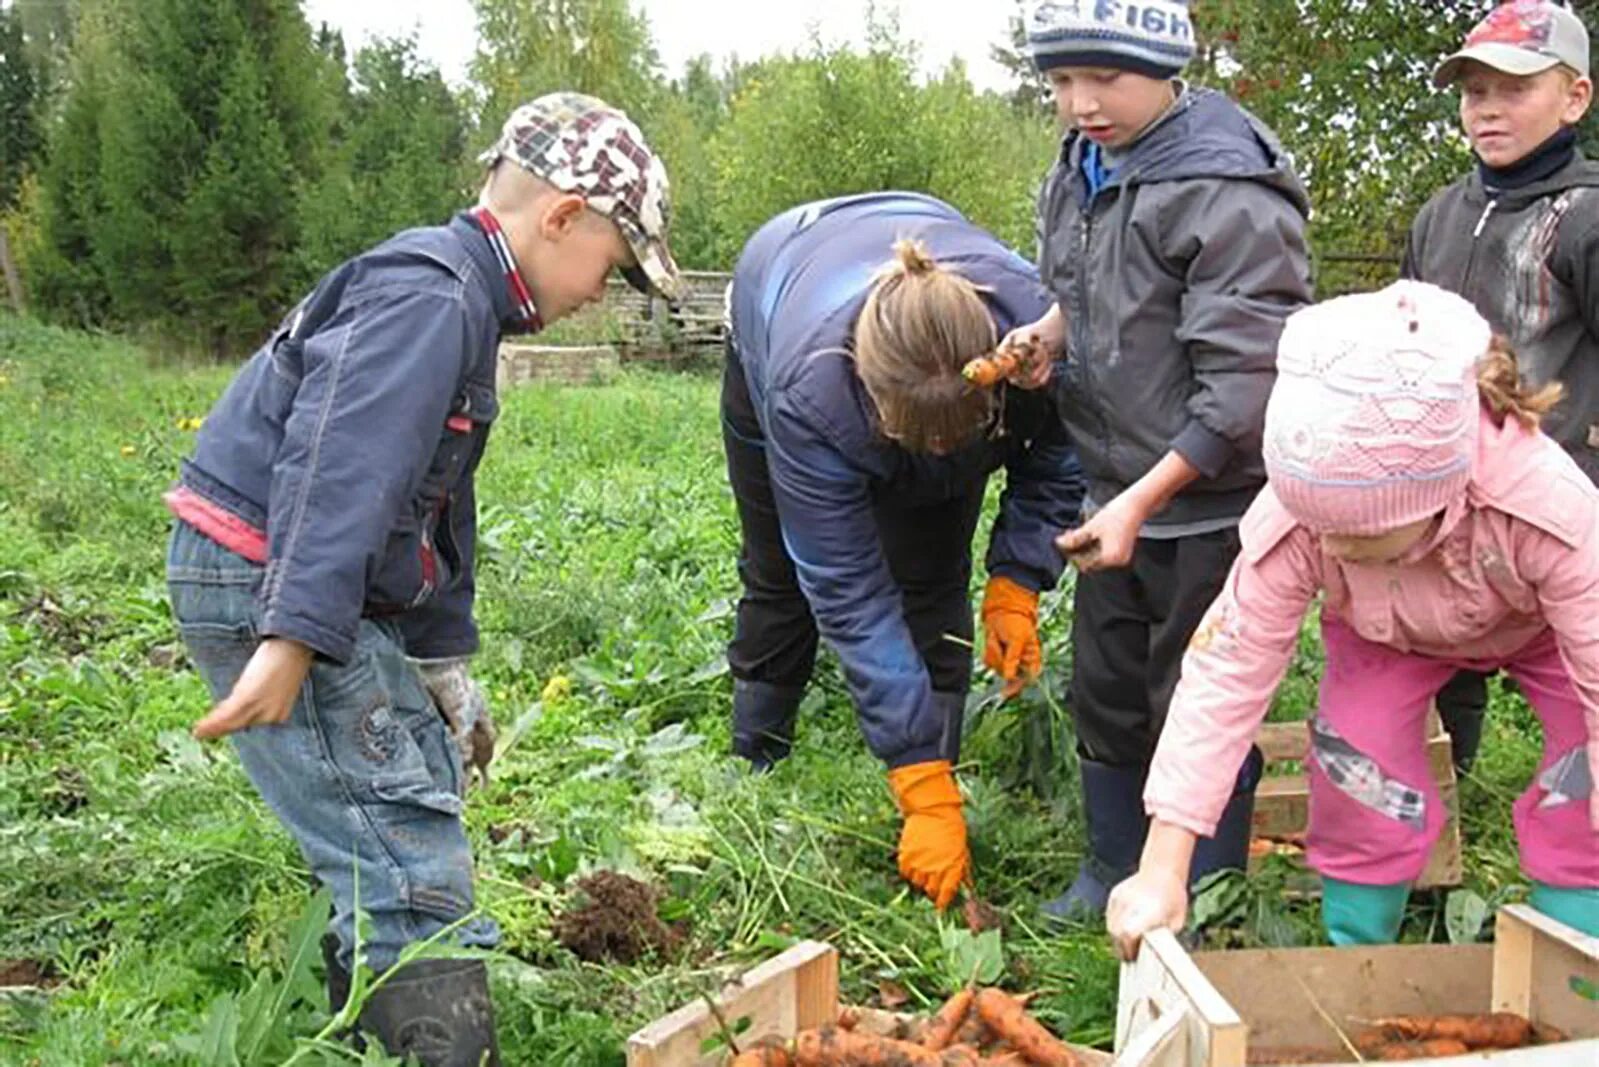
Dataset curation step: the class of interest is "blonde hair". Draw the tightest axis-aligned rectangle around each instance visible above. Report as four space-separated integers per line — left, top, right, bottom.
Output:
1478 335 1564 429
854 240 996 454
481 160 557 213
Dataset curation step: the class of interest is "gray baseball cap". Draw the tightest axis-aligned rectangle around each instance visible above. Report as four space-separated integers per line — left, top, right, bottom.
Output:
1435 1 1591 88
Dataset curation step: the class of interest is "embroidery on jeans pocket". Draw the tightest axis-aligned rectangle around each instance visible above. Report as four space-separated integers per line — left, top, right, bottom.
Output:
357 693 406 764
1310 718 1426 829
1537 747 1593 810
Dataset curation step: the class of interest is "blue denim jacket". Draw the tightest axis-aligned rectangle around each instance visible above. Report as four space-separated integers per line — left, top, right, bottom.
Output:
729 193 1086 764
175 213 519 664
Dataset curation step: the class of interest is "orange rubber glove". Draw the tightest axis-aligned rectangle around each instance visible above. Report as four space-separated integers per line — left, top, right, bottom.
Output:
887 760 970 910
981 576 1041 698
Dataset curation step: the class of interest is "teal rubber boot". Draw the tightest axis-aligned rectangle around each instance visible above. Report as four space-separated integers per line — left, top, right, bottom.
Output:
1530 882 1599 937
1322 878 1409 945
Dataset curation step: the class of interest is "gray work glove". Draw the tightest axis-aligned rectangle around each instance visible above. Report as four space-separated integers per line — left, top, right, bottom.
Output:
414 657 496 788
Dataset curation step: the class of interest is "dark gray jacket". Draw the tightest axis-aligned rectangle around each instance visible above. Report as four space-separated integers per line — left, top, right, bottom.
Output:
1039 88 1313 532
1404 156 1599 484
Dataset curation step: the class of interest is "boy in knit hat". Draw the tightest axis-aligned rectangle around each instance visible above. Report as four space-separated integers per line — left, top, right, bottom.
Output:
1105 280 1599 955
165 93 681 1066
1405 0 1597 773
1003 0 1312 921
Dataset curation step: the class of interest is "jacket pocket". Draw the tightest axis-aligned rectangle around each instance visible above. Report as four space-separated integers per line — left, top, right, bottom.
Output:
418 380 499 505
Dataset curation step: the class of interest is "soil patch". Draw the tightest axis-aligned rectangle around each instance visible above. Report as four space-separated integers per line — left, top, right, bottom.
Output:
553 871 680 964
0 959 55 987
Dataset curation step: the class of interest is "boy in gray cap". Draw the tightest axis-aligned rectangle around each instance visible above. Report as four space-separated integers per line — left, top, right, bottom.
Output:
1405 0 1596 774
1008 0 1313 922
164 92 680 1066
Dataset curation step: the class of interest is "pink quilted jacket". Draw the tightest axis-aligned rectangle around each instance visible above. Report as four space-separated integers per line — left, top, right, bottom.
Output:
1145 406 1599 836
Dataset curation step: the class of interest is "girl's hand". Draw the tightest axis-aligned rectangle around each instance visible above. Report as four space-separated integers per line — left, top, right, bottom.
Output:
1106 866 1189 961
193 637 314 740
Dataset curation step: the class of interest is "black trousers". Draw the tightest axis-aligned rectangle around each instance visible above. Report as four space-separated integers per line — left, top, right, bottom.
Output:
1069 527 1242 767
720 350 980 697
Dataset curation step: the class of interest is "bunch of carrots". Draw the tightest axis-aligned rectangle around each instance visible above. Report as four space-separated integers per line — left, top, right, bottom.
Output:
728 987 1078 1067
1349 1013 1565 1061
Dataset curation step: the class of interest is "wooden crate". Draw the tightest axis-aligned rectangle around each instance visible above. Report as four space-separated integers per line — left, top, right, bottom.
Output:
625 940 1112 1067
1116 905 1599 1066
496 343 620 389
1252 709 1461 890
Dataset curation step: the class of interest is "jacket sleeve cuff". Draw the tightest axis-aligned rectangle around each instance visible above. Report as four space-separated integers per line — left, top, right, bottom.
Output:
1171 419 1236 480
987 562 1048 594
1143 796 1221 839
258 608 356 666
883 742 946 770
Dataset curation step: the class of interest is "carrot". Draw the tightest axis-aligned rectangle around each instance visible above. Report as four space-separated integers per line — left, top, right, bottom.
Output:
953 1014 988 1049
1371 1039 1471 1060
730 1047 793 1067
923 989 975 1051
836 1007 862 1031
972 989 1078 1067
939 1045 983 1067
793 1025 945 1066
961 349 1024 388
1531 1021 1568 1045
1368 1012 1533 1049
978 1056 1025 1067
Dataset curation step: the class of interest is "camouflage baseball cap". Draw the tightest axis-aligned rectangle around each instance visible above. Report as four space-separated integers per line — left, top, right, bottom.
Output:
480 92 685 302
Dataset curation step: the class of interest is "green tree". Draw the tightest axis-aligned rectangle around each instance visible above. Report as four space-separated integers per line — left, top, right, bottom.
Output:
33 0 336 352
469 0 663 135
0 3 40 211
25 0 116 323
705 21 1054 266
297 36 470 276
647 54 727 268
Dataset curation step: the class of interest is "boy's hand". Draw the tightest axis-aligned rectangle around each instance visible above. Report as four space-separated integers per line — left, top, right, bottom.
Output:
193 637 314 740
1058 494 1146 571
416 658 497 786
1105 866 1188 961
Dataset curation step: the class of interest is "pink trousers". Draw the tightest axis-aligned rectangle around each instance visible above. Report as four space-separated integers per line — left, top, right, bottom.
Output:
1308 619 1596 888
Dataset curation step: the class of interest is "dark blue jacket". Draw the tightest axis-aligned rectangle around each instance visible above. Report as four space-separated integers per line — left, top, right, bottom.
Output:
729 192 1084 765
176 213 517 664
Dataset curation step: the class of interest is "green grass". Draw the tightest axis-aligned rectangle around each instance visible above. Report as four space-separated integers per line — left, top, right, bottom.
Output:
0 311 1551 1065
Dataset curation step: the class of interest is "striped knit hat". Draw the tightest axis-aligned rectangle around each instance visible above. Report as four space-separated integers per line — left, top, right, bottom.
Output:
1026 0 1196 80
1264 282 1489 537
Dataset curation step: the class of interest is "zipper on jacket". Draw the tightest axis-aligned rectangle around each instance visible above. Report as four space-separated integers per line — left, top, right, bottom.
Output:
1460 199 1498 294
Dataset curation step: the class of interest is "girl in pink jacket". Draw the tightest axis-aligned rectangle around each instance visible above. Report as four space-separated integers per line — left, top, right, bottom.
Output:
1107 281 1599 957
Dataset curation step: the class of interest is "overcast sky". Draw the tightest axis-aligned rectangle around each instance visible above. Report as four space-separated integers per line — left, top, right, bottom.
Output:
301 0 1020 93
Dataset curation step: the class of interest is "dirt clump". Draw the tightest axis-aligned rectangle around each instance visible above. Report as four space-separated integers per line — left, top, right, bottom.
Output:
553 871 680 964
0 959 55 987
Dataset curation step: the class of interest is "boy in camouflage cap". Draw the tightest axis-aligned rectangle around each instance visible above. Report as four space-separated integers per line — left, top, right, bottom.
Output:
164 92 679 1067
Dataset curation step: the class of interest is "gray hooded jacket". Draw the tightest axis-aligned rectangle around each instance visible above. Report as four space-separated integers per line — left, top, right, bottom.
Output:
1039 87 1313 533
1404 156 1599 484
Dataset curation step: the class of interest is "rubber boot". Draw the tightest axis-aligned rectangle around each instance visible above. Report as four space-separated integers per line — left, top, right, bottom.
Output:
1531 882 1599 937
1041 759 1149 923
321 933 365 1049
933 690 966 764
1322 878 1409 945
1436 670 1488 773
358 958 501 1067
1190 746 1265 885
731 679 806 770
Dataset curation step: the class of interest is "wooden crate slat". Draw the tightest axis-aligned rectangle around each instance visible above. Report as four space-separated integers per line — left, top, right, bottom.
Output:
1121 907 1598 1066
626 941 837 1067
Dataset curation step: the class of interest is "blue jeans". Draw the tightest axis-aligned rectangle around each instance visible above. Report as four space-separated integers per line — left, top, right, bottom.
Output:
166 523 500 971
